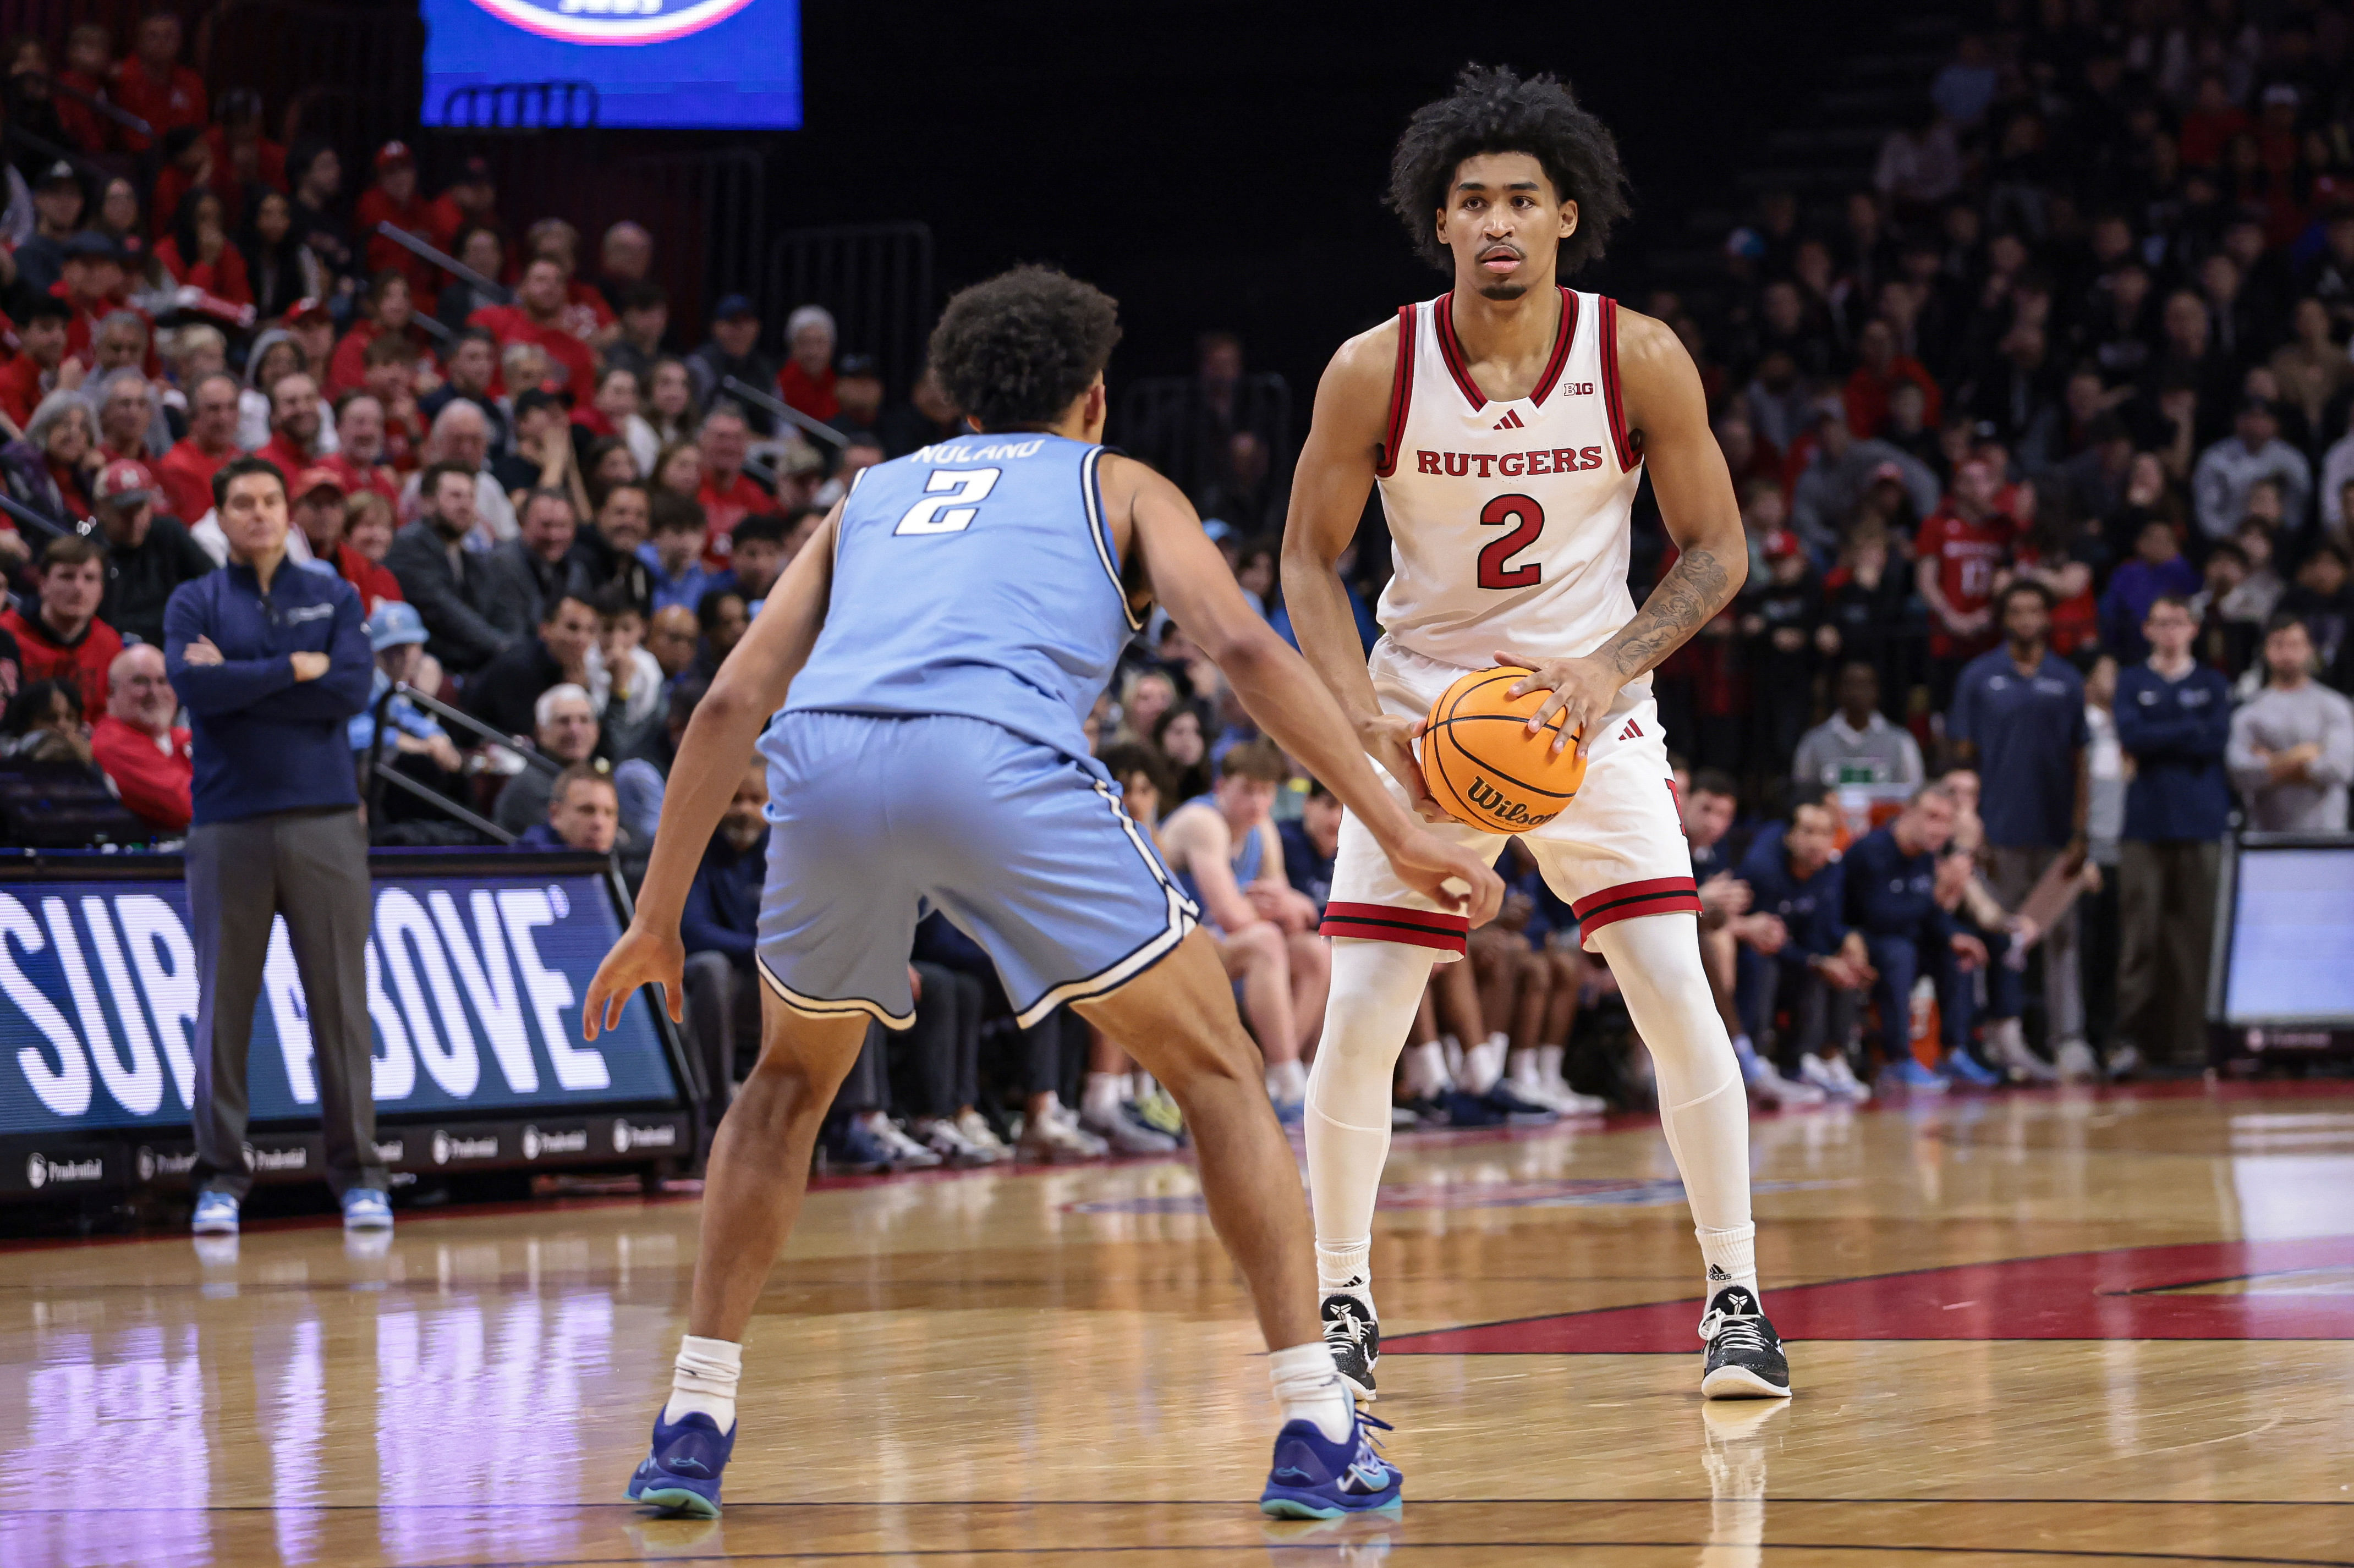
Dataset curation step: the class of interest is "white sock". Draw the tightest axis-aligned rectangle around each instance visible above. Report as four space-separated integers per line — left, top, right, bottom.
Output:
1316 1239 1372 1300
662 1334 742 1434
1593 917 1756 1288
1083 1071 1126 1125
1128 1070 1155 1101
1537 1043 1567 1090
1268 1340 1354 1443
1698 1222 1759 1299
1440 1032 1464 1081
1401 1039 1452 1098
1508 1046 1540 1085
1307 940 1434 1274
1265 1058 1307 1104
1461 1032 1507 1094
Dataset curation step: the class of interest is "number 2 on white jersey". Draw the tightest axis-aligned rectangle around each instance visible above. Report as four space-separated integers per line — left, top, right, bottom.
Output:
894 467 1001 535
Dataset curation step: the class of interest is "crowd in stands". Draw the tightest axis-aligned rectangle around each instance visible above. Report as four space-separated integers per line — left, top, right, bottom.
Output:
3 4 2353 1177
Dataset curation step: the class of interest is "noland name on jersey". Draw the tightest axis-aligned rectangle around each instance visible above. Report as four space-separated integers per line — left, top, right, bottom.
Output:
1417 445 1605 478
913 439 1047 464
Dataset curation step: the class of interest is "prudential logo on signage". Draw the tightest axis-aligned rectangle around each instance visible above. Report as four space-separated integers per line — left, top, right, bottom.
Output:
468 0 754 44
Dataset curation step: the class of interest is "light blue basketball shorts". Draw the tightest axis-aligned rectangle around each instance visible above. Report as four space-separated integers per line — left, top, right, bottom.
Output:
753 711 1198 1028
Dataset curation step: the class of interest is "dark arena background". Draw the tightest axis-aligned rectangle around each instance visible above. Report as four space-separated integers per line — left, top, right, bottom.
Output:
1 2 2352 1564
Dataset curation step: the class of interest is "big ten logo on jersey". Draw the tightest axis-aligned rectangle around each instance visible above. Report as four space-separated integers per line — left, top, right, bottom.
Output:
1414 446 1605 480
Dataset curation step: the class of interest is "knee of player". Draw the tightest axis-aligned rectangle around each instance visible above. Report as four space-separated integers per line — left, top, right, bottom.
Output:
1287 930 1329 977
1230 920 1286 965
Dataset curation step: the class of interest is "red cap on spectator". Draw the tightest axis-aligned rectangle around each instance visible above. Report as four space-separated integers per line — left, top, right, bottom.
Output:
287 297 332 324
1763 528 1802 560
95 459 157 507
375 140 414 172
292 466 346 501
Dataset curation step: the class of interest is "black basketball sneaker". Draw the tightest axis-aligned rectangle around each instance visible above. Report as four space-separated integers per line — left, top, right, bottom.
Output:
1698 1284 1792 1399
1321 1286 1380 1401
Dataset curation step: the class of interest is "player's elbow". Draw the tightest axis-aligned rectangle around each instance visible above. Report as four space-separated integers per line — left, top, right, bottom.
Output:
1200 619 1290 686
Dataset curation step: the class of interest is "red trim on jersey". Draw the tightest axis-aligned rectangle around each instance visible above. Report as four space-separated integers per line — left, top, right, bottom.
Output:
1433 293 1489 411
1320 901 1470 955
1374 302 1417 479
1528 288 1579 405
1597 295 1641 471
1570 875 1700 937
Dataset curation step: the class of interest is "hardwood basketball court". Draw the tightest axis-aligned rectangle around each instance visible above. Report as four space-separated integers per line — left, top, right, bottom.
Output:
3 1081 2350 1566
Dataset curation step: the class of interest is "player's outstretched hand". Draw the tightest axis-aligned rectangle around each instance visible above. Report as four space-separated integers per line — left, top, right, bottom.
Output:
583 921 686 1041
1380 827 1504 928
1359 712 1453 822
1495 647 1626 759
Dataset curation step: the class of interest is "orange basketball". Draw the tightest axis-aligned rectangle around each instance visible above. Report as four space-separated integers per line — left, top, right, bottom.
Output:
1421 667 1588 834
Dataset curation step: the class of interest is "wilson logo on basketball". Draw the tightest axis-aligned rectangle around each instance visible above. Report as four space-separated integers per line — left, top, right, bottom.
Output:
1464 777 1556 828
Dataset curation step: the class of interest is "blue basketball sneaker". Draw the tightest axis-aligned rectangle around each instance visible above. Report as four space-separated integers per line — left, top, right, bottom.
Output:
1881 1058 1947 1094
623 1410 735 1517
1941 1049 2003 1090
1258 1406 1402 1519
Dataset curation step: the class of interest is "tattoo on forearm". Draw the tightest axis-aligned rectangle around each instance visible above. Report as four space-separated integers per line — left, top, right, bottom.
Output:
1603 546 1733 678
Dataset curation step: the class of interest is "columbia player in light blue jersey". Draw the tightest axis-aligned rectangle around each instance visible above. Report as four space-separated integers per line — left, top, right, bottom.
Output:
583 266 1501 1521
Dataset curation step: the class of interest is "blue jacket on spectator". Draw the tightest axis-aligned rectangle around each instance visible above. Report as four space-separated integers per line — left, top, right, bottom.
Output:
638 543 735 617
164 563 374 826
1278 818 1334 916
1839 825 1951 945
682 827 767 964
1736 825 1848 960
2099 556 2202 662
1950 649 2087 847
2114 661 2234 841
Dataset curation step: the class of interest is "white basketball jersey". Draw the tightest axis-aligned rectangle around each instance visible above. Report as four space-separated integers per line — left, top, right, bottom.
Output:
1373 288 1647 694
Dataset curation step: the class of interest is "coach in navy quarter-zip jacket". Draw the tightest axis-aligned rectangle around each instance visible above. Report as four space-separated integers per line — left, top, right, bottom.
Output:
163 454 389 1224
2111 594 2234 1070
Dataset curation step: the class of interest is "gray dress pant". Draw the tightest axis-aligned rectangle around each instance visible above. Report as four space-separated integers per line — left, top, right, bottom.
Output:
2116 839 2221 1066
187 807 387 1199
1988 844 2085 1048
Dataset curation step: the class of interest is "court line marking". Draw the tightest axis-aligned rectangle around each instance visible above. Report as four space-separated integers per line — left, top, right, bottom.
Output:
5 1497 2347 1512
278 1543 2354 1568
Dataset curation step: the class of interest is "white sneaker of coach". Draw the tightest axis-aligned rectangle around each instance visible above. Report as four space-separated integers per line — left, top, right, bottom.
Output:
857 1112 943 1170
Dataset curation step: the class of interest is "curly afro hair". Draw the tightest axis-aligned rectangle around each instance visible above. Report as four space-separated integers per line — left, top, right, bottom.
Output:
925 265 1122 432
1388 64 1632 276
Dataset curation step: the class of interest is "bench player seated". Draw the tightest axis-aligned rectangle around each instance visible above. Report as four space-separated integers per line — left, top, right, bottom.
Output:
1156 739 1330 1120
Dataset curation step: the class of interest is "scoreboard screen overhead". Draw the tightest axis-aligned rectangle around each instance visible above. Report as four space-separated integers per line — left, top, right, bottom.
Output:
422 0 803 129
0 865 678 1138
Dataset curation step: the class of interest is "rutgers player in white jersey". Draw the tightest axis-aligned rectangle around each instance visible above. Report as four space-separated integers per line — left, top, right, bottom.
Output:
1282 66 1790 1401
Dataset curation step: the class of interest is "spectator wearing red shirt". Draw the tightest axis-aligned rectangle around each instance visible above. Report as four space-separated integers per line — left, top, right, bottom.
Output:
0 299 73 431
157 372 245 524
777 304 839 423
1915 456 2017 707
54 24 117 153
1842 317 1942 438
470 257 598 397
326 272 437 398
356 142 445 309
53 234 138 365
522 217 618 344
0 535 124 713
289 466 404 614
325 393 407 506
203 89 287 224
694 404 777 570
110 12 207 155
90 645 194 835
153 188 253 307
425 157 500 262
149 125 215 240
2177 73 2247 169
255 372 328 482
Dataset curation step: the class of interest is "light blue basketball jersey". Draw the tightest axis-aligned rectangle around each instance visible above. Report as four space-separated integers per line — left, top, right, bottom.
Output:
1168 795 1264 908
783 433 1138 761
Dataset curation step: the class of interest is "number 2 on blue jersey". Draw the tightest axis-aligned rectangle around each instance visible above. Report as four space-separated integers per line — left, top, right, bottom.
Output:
894 467 1001 535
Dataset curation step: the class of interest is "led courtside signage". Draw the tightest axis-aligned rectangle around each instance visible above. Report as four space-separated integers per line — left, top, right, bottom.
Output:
0 869 676 1136
422 0 802 129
